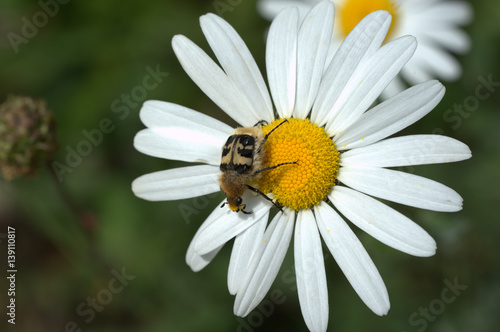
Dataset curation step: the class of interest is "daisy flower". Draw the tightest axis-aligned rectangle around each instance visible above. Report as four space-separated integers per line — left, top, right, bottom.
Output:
258 0 473 98
132 2 471 331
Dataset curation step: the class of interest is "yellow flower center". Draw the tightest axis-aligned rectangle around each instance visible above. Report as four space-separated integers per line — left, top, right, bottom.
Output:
338 0 399 41
255 118 340 211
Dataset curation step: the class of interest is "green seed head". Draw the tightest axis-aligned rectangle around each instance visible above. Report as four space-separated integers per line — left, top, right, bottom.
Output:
0 95 57 180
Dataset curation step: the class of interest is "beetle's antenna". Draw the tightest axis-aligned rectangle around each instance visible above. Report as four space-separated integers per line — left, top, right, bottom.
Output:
257 118 289 153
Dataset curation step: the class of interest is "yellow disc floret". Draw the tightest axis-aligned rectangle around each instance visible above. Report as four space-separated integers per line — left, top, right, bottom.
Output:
255 118 339 211
338 0 399 42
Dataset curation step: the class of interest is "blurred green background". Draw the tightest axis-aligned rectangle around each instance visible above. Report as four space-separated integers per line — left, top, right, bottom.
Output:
0 0 499 331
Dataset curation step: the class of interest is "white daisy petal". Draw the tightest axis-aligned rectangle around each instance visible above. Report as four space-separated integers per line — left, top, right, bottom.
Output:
326 36 417 136
134 100 232 165
314 202 390 315
134 126 225 165
295 209 328 332
234 210 295 317
340 135 472 167
187 245 222 273
293 1 334 119
186 246 223 272
186 200 233 272
335 80 445 150
312 10 391 125
338 166 463 212
172 35 259 127
330 186 437 257
200 14 274 122
228 211 269 295
266 7 299 118
195 194 273 255
132 165 220 201
139 100 234 134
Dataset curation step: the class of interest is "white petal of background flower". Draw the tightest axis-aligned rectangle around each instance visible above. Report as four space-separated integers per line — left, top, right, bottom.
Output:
258 0 317 21
399 58 434 85
389 0 472 93
335 80 445 150
418 27 470 54
326 36 417 136
340 134 472 167
228 212 269 295
312 10 391 126
410 42 462 81
380 75 407 100
234 209 295 317
172 35 262 127
132 165 220 201
295 209 328 332
293 1 334 119
415 1 473 25
338 166 464 212
195 194 273 255
259 0 472 99
314 202 390 316
266 7 299 118
330 186 437 256
200 14 274 122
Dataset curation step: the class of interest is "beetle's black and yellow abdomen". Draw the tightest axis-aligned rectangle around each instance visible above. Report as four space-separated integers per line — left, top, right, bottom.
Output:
220 134 256 174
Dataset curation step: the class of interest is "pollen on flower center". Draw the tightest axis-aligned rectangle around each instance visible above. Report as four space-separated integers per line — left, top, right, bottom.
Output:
255 118 339 211
338 0 399 41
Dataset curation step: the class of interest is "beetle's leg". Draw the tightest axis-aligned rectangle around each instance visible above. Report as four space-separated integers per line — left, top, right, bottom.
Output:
246 185 284 213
